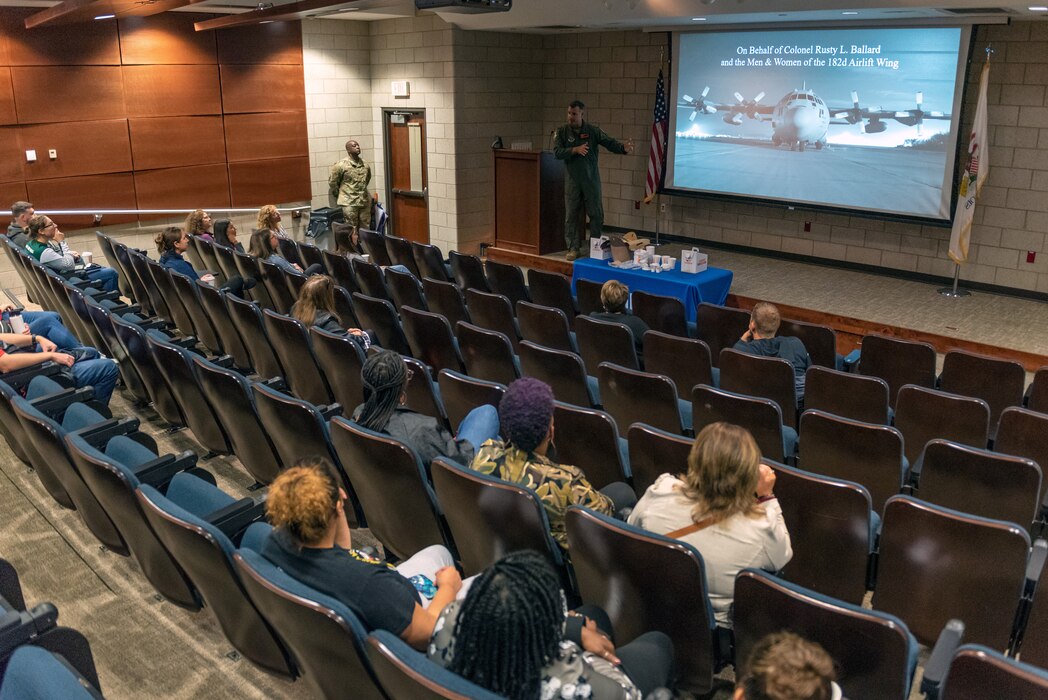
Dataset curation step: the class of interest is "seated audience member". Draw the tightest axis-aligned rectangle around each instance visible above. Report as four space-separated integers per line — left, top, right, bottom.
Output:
628 422 792 628
25 215 119 293
212 219 244 253
7 201 33 248
257 204 289 238
262 457 462 650
332 221 365 256
471 377 635 552
2 303 81 352
736 631 840 700
184 210 215 242
155 227 253 297
353 351 498 470
248 229 324 277
734 301 811 402
429 550 675 700
0 330 118 405
590 280 649 351
290 274 370 350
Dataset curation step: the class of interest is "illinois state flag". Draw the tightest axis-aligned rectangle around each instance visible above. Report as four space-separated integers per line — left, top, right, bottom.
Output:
949 60 990 264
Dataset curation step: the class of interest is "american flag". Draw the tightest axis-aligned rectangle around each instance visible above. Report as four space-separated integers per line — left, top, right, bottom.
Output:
644 68 668 204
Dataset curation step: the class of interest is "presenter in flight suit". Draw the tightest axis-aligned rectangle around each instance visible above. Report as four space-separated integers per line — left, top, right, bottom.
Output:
553 100 634 261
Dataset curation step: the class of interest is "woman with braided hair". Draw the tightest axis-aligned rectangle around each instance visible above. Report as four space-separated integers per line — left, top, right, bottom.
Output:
352 350 499 471
428 550 675 700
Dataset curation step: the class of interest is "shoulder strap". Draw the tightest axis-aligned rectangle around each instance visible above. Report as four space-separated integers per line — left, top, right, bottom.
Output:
665 518 715 540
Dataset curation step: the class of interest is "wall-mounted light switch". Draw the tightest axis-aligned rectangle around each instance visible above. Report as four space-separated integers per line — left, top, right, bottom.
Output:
48 149 57 159
26 150 36 162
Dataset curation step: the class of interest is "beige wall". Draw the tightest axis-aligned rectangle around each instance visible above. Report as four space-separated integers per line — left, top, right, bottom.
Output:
305 19 1048 294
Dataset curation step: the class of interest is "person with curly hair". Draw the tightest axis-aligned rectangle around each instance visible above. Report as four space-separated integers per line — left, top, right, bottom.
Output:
353 350 498 471
256 204 288 238
628 422 792 627
248 229 324 276
291 274 370 350
736 632 840 700
261 457 463 649
183 209 214 242
429 550 675 700
470 377 635 553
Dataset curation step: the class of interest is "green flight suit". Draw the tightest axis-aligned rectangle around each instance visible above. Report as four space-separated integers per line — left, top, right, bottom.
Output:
554 121 627 251
329 156 372 229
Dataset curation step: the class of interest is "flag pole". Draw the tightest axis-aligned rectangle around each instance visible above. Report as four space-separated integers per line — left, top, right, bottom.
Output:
937 264 970 298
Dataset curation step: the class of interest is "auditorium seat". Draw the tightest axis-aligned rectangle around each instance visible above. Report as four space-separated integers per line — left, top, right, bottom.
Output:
330 417 453 559
516 301 575 353
422 277 470 329
127 251 172 322
552 401 630 490
1015 548 1048 668
351 258 391 302
225 294 285 381
233 250 272 309
283 267 309 305
385 266 427 311
719 348 798 428
804 365 891 425
0 646 101 700
365 629 503 700
872 495 1033 648
643 331 717 399
914 440 1041 533
311 327 367 413
455 322 520 386
383 235 420 278
769 461 876 604
430 457 564 579
798 409 905 514
436 369 505 430
233 549 386 700
940 349 1026 438
779 317 838 369
695 303 750 368
1028 367 1048 414
195 238 225 284
83 299 150 404
576 315 639 372
401 306 464 377
402 355 450 428
627 422 693 498
112 242 155 315
895 385 990 466
352 292 411 356
995 407 1048 518
448 250 489 292
565 506 722 695
195 283 252 373
110 314 185 428
258 259 298 315
332 284 362 329
599 362 689 436
0 382 44 471
262 309 335 407
411 241 451 283
574 278 603 316
168 272 222 357
358 228 392 267
693 384 796 462
938 645 1048 699
96 230 131 298
527 268 577 328
518 340 598 408
192 356 283 486
464 289 521 350
484 259 530 309
276 237 301 267
321 249 361 295
632 289 690 338
296 241 326 273
858 334 936 408
734 569 919 700
212 242 241 283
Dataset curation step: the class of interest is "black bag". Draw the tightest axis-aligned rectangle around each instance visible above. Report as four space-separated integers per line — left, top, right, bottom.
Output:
305 207 344 239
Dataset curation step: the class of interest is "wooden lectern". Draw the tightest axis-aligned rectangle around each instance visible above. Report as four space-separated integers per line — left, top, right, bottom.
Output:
493 149 567 255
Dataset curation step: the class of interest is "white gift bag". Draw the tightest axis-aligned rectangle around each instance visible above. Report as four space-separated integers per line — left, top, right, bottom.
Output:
681 248 708 274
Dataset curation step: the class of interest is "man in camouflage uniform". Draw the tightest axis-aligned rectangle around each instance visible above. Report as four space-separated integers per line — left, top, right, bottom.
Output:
329 139 372 234
554 100 634 261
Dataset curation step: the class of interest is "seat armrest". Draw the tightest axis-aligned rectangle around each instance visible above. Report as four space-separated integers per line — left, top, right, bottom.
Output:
171 335 198 349
841 348 861 371
261 376 287 391
0 603 60 658
137 317 171 331
920 619 965 700
72 417 141 449
116 303 141 316
29 387 96 416
206 499 267 539
210 354 234 369
319 402 343 420
133 451 199 488
91 289 120 303
0 362 65 391
1025 539 1048 597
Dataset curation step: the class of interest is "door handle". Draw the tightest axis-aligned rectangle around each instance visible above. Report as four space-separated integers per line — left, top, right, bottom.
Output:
392 188 426 199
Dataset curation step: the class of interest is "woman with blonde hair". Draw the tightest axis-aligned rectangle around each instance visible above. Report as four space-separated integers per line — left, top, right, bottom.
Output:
628 422 792 627
183 209 214 242
261 457 463 650
256 204 288 238
291 274 370 349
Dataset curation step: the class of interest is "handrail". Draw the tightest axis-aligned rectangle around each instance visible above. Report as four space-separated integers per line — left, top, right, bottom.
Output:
38 206 312 217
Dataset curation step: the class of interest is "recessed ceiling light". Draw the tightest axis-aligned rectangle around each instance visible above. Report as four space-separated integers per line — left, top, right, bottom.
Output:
841 11 859 15
691 17 707 21
94 13 115 19
1030 5 1048 10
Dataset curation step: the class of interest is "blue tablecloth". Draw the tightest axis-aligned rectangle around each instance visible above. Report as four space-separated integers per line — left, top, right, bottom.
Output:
571 256 733 322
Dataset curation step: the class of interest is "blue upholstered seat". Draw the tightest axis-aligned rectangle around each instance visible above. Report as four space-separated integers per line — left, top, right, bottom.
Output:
366 629 505 700
0 647 100 700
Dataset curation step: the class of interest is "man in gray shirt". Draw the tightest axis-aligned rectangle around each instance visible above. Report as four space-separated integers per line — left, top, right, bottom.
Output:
6 201 33 248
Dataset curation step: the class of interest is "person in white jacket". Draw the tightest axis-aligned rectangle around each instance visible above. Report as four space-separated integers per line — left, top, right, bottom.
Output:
628 422 792 627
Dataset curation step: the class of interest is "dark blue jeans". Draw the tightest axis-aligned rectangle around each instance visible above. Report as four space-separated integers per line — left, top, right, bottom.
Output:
24 311 80 350
86 266 119 294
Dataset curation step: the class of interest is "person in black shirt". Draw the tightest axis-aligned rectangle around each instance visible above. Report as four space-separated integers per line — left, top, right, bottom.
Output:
733 301 811 402
261 457 462 649
290 274 370 351
589 279 650 352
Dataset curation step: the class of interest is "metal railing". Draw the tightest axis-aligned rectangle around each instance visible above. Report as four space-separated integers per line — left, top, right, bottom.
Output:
37 206 313 223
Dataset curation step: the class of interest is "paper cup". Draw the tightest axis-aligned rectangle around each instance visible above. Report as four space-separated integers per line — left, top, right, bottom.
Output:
82 251 93 265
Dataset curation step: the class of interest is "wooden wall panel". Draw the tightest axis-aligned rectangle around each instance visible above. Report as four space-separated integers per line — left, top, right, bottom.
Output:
0 9 120 66
220 64 305 114
0 182 28 209
20 120 132 181
134 164 230 210
129 116 226 170
118 14 217 65
123 65 221 118
224 111 308 163
27 173 137 227
0 127 24 183
216 22 302 65
0 68 15 125
12 67 125 123
228 156 310 207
